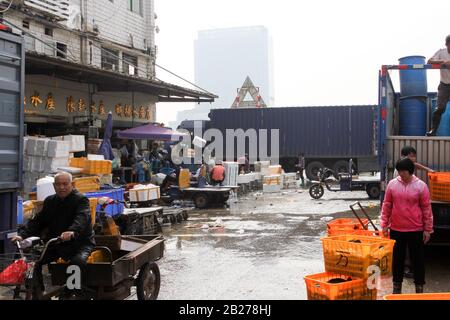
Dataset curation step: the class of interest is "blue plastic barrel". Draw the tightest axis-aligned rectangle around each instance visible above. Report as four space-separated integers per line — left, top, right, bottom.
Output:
437 101 450 137
399 96 427 136
399 56 428 97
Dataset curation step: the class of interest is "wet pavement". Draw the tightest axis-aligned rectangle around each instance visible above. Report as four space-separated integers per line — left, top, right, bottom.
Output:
153 188 450 300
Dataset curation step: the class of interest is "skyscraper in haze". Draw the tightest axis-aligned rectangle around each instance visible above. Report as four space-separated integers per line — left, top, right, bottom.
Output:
173 26 274 126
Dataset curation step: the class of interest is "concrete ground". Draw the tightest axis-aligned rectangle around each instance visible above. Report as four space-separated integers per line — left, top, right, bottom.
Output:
156 188 450 300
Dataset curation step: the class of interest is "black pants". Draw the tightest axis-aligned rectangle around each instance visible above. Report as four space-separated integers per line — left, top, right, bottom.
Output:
34 242 94 292
390 230 425 285
431 82 450 131
211 179 224 186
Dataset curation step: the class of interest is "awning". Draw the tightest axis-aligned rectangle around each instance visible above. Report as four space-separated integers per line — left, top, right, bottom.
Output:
25 52 217 103
117 123 188 141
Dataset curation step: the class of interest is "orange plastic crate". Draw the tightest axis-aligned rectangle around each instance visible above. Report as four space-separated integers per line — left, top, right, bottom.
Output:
428 172 450 202
83 160 112 175
351 229 389 238
88 198 98 226
73 176 100 194
383 293 450 300
322 235 395 279
304 272 377 300
69 157 87 168
327 218 369 236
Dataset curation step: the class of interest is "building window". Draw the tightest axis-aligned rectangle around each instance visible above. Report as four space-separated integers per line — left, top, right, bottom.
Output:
123 53 138 76
128 0 143 16
45 27 53 37
56 42 67 59
101 48 119 71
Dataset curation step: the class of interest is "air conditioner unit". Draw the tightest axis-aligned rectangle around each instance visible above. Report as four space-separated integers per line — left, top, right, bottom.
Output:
23 0 70 21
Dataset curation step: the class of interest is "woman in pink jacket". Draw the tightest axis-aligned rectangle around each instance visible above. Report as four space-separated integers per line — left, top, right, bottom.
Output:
381 158 433 294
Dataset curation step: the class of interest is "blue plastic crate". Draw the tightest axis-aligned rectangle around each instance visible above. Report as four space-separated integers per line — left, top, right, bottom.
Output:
85 189 124 217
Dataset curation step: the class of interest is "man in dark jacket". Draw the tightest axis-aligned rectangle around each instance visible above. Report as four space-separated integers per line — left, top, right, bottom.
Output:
13 172 95 293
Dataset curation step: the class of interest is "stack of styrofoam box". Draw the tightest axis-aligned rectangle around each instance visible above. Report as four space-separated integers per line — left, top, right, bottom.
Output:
23 137 71 195
282 173 298 189
52 135 86 153
223 162 239 186
263 173 283 193
237 173 257 184
258 161 272 176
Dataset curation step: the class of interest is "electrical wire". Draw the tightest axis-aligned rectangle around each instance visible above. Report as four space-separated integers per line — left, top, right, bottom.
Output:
0 0 13 13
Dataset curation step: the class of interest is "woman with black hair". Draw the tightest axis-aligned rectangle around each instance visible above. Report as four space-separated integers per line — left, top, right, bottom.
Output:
381 158 433 294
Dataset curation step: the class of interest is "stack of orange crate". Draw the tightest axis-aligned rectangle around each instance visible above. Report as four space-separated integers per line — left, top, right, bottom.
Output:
304 216 394 300
83 160 112 175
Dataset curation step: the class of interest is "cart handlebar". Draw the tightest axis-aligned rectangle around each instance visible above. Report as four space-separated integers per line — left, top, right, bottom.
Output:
350 202 379 231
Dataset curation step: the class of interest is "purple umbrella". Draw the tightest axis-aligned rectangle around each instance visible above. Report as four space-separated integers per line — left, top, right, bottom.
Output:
98 112 114 160
117 123 188 141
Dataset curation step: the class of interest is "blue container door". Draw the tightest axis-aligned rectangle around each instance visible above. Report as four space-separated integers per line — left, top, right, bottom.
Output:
399 96 427 136
399 56 428 97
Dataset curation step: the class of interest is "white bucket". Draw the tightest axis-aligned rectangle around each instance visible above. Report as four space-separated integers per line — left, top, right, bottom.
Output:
37 177 56 201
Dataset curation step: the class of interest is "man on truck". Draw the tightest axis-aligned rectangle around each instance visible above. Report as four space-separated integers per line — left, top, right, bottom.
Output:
427 35 450 136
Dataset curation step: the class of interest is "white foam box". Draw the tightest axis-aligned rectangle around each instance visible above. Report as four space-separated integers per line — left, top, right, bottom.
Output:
263 184 281 193
35 138 50 156
26 137 38 155
23 155 31 171
65 135 86 152
47 140 70 158
129 186 160 202
31 156 45 172
23 137 29 155
99 174 113 185
44 157 70 173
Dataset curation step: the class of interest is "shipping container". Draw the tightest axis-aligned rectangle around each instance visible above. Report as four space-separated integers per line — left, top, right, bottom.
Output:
0 31 24 253
378 64 450 242
207 106 379 179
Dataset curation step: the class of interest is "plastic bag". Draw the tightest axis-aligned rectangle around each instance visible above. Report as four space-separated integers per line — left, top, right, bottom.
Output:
0 259 28 285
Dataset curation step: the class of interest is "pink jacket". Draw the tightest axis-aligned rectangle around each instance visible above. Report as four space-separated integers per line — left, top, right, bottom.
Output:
381 176 433 233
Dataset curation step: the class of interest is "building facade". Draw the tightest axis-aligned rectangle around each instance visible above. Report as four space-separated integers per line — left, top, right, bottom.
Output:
1 0 215 135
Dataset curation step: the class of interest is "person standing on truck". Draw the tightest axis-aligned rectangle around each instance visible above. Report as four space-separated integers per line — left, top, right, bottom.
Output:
394 146 434 177
381 158 433 294
295 153 306 187
427 35 450 136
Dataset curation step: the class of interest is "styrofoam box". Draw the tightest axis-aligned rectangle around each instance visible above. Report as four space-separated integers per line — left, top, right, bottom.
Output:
31 156 45 172
44 157 70 173
23 137 29 155
129 186 160 202
47 140 70 158
23 155 31 171
26 137 38 155
263 184 281 193
65 135 85 152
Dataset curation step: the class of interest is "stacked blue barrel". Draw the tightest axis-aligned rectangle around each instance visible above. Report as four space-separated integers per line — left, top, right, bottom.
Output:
398 56 428 136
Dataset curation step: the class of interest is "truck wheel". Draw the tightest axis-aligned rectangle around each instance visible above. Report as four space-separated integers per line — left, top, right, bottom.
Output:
176 213 183 223
136 262 160 300
182 211 189 221
333 160 350 177
366 184 381 199
194 193 209 209
306 161 324 180
309 184 324 199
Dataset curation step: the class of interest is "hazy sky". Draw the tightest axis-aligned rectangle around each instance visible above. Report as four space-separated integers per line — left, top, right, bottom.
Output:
154 0 449 126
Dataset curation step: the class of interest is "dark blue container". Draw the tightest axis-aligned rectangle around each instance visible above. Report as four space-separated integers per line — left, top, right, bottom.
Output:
399 96 427 136
399 56 428 97
437 101 450 137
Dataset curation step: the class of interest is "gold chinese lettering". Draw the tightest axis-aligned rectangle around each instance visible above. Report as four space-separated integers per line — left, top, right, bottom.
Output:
98 100 106 115
115 103 123 117
138 106 145 119
78 98 86 112
90 101 97 114
46 93 56 111
124 104 132 118
145 107 152 121
132 106 139 118
66 96 75 113
31 91 43 108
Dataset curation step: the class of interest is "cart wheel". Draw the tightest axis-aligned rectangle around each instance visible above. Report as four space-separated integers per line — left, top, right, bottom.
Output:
309 184 324 199
136 262 160 300
169 215 176 224
182 211 189 221
176 214 183 223
194 193 209 209
366 184 381 199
